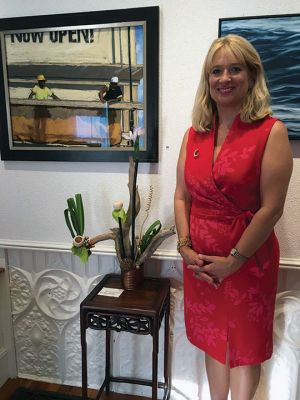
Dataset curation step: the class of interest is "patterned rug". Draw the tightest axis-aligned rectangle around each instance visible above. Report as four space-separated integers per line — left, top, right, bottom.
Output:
10 387 88 400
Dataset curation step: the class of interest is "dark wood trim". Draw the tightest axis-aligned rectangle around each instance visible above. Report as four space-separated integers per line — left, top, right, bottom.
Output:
0 378 150 400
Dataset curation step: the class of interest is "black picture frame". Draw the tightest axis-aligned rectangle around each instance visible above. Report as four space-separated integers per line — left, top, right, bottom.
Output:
219 13 300 139
0 6 159 161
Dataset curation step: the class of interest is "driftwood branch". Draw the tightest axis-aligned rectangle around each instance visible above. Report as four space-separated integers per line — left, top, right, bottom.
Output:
137 225 176 266
110 227 124 264
122 156 140 257
71 157 175 268
88 231 116 246
87 229 123 264
81 157 142 265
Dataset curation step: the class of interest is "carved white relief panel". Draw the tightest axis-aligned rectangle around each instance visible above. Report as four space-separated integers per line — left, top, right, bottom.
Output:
64 318 82 384
254 290 300 400
170 288 211 400
35 270 83 320
9 267 32 314
8 250 116 386
14 305 60 378
6 249 300 400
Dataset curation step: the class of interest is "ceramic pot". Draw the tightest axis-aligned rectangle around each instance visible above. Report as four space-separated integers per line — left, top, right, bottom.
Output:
121 266 144 290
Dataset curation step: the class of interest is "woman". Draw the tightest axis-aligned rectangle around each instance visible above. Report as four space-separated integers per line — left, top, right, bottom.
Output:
174 34 292 400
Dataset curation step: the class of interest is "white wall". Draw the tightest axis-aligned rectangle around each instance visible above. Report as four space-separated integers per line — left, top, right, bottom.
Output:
0 0 300 260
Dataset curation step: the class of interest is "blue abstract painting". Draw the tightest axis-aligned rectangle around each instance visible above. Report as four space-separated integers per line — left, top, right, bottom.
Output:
219 14 300 139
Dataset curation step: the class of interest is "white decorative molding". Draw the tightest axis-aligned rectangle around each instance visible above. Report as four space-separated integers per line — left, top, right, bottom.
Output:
0 239 299 269
0 239 177 260
279 258 300 270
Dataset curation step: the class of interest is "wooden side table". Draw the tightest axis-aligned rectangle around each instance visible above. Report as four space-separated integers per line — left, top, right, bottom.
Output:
80 273 171 400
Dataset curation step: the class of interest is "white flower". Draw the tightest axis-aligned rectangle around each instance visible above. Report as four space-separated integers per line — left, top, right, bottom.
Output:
113 200 123 210
122 127 145 142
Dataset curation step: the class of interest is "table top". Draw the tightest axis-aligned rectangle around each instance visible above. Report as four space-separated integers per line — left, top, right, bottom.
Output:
80 274 170 317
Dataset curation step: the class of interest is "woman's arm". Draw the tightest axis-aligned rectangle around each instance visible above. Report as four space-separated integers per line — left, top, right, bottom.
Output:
196 120 293 282
174 130 216 285
233 120 292 257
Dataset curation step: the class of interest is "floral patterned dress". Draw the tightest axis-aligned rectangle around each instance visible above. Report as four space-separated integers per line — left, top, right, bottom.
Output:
184 114 280 368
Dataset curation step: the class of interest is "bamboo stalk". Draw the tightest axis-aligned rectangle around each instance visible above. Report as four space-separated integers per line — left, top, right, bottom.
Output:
118 217 126 259
131 159 138 260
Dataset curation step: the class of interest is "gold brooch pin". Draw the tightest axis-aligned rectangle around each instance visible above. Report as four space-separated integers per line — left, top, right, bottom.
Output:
193 149 200 158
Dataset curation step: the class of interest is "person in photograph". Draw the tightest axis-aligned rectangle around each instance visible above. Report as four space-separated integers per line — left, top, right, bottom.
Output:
99 76 123 146
28 74 60 100
174 34 292 399
28 74 60 143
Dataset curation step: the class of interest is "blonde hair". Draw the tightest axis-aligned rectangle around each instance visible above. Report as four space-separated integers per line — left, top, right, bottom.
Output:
192 34 272 132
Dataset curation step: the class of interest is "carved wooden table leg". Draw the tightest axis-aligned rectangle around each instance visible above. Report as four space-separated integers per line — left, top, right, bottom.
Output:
80 274 171 400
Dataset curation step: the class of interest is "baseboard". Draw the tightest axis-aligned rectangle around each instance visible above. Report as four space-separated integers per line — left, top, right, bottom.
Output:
17 373 62 385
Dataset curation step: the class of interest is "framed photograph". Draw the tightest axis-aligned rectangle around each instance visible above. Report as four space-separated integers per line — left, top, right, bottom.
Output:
0 6 159 161
219 14 300 139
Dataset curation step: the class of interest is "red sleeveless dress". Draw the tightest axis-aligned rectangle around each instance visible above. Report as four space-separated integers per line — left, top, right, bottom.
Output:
184 114 279 368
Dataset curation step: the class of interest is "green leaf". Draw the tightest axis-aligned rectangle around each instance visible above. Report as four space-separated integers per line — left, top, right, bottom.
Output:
67 197 80 235
112 208 127 224
139 220 162 254
67 197 76 213
75 193 84 236
71 245 90 263
64 209 75 238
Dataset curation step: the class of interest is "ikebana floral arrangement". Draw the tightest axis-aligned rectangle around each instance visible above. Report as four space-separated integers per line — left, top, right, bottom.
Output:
64 131 175 272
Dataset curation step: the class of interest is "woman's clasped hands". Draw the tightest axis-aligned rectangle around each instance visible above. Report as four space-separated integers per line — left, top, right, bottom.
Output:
180 247 242 288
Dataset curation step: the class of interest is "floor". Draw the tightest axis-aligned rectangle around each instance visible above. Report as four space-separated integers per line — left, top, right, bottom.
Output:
0 378 150 400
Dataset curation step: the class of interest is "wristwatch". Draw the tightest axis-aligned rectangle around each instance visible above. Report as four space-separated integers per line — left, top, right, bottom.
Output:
230 248 249 262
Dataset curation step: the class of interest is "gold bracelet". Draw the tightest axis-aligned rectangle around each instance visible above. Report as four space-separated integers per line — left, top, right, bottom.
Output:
177 237 192 252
